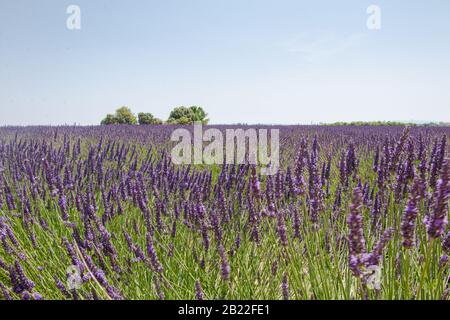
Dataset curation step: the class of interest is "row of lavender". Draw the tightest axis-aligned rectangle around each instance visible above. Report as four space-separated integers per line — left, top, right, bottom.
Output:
0 125 448 299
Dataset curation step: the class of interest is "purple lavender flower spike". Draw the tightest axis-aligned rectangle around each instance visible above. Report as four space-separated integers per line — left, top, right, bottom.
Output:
281 273 289 300
195 280 205 300
347 187 366 276
366 228 394 267
54 276 71 298
443 232 450 255
277 210 288 246
425 159 449 239
401 177 421 248
146 232 163 273
0 281 12 300
218 244 230 281
32 292 44 300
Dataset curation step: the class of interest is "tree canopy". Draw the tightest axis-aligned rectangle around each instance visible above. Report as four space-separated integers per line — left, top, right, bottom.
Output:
101 106 137 125
138 112 163 125
167 106 209 124
100 114 117 125
321 121 418 126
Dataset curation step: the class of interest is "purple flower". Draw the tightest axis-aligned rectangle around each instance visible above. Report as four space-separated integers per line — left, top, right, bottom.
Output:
195 280 205 300
440 255 449 270
425 159 449 239
0 281 12 300
366 228 394 267
54 276 71 298
401 178 421 248
346 141 357 176
62 238 84 273
281 273 289 300
235 234 241 249
271 260 278 276
146 233 163 273
443 232 450 255
0 257 7 271
10 260 35 294
218 244 230 281
21 291 31 300
58 194 69 221
347 187 366 276
250 166 261 198
277 210 288 246
390 127 410 171
201 223 210 252
373 146 380 172
370 192 381 230
32 292 44 300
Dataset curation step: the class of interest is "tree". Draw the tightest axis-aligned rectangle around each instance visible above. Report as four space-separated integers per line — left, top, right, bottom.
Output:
167 106 191 123
138 112 163 125
138 112 151 125
189 106 208 123
115 106 137 124
172 116 192 125
167 106 209 124
101 106 137 125
101 114 118 125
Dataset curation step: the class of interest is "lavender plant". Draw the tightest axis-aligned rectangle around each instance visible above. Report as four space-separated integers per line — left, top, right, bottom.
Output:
0 125 448 300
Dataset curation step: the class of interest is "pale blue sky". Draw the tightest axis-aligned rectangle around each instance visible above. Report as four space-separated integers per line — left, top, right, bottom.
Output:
1 0 449 125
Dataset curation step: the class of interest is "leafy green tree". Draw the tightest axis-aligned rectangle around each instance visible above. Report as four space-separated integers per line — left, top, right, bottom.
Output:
167 106 191 123
152 118 163 125
115 106 137 124
138 112 152 124
138 112 162 125
175 116 192 125
101 114 118 125
101 106 137 125
167 106 209 124
189 106 209 124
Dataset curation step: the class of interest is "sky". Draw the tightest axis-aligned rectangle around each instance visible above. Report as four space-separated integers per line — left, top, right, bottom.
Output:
0 0 449 125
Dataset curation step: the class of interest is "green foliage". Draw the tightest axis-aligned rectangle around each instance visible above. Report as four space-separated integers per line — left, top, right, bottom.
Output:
322 121 421 126
319 121 450 127
102 106 209 125
101 106 137 125
189 106 208 123
167 106 191 121
115 106 137 124
167 106 209 124
138 112 163 125
100 114 117 125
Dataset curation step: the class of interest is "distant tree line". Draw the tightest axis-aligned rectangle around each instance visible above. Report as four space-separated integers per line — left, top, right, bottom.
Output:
321 121 450 127
101 106 209 125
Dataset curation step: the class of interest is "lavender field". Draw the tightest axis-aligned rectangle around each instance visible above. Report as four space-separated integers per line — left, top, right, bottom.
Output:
0 125 449 300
